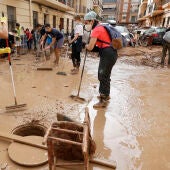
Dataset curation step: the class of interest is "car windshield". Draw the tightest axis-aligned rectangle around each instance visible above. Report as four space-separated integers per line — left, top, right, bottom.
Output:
115 26 129 33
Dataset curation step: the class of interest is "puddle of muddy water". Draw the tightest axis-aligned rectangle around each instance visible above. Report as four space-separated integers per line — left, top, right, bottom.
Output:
86 54 170 170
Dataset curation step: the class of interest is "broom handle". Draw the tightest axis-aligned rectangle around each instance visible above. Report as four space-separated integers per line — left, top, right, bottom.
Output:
77 50 87 97
6 39 17 105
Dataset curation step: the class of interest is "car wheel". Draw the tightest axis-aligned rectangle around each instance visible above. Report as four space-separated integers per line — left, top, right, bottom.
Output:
141 39 148 47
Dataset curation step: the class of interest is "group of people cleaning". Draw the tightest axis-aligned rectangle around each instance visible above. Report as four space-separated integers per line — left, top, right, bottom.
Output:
36 11 119 108
1 11 170 108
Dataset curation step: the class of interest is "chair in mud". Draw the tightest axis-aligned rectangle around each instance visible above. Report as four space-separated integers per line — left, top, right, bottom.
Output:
43 108 92 170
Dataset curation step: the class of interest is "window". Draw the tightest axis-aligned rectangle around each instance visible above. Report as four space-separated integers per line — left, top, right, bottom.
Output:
131 16 136 22
167 17 170 26
53 16 56 28
59 18 64 31
123 16 126 20
7 6 16 31
162 18 165 27
33 11 38 29
44 14 49 24
67 18 69 34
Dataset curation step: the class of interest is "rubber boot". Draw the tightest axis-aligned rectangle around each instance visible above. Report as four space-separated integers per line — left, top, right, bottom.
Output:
97 95 110 101
93 98 108 109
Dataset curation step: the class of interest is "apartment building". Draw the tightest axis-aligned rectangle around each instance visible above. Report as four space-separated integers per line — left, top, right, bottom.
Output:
0 0 94 34
102 0 117 21
93 0 103 17
138 0 170 27
117 0 140 24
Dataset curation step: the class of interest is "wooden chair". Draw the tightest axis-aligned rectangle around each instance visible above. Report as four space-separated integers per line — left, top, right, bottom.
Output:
43 108 90 170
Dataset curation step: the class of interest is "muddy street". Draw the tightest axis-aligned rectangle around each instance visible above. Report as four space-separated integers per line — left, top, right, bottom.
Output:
0 46 170 170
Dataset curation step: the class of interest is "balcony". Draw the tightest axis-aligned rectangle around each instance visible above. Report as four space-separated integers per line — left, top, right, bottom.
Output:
32 0 74 11
141 0 148 5
93 0 102 10
139 0 147 9
137 14 147 21
162 0 170 9
131 9 139 14
77 6 87 15
151 4 164 16
102 8 117 15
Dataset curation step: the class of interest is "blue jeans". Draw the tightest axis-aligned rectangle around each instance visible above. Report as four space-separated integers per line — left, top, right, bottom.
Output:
98 47 117 96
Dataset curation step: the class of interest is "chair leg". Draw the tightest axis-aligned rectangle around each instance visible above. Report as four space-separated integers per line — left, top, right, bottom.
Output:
47 139 54 170
84 153 89 170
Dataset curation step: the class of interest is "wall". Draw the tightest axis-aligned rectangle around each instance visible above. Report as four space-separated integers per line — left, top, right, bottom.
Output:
0 0 74 33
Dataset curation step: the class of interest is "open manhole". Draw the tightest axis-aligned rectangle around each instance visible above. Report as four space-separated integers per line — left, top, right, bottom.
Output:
8 123 48 167
12 123 47 137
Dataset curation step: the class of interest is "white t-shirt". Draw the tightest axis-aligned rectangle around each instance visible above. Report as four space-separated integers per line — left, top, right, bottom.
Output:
74 23 84 36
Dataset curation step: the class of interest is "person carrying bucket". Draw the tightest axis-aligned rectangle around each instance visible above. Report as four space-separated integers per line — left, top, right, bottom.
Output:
43 24 64 66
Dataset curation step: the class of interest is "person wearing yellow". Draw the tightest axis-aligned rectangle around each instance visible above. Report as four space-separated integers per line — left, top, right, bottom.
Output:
15 23 21 56
0 16 8 39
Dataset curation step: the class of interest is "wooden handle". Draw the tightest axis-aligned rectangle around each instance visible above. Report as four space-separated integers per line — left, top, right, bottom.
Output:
90 158 116 169
0 131 47 150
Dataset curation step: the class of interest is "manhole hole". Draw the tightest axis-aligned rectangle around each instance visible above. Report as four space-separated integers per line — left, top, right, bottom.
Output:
12 123 47 137
9 123 48 167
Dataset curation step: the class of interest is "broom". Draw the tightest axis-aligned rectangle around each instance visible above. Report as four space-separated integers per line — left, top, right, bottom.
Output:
2 14 27 110
5 39 27 110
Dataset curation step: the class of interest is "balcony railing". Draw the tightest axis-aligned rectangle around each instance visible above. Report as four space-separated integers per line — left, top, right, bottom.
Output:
76 6 87 14
93 0 102 8
131 9 138 13
32 0 74 11
58 0 74 8
162 0 169 5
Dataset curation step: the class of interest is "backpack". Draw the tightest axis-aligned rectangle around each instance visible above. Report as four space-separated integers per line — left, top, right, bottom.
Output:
97 24 123 50
163 31 170 43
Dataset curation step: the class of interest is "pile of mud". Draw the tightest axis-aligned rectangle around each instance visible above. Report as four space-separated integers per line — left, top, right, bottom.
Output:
119 48 162 68
14 99 81 128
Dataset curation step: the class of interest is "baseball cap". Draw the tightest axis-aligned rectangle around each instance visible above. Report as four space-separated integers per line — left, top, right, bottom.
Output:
84 11 97 21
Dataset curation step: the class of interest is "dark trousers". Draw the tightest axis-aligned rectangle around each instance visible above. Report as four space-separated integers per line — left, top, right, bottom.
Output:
98 47 117 96
27 40 32 50
161 40 170 64
71 43 81 68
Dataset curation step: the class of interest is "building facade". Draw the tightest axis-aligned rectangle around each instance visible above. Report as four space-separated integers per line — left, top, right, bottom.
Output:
138 0 170 27
0 0 94 34
93 0 103 18
102 0 117 21
117 0 140 24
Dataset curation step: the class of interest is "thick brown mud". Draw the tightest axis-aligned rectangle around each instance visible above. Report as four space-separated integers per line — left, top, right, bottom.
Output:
0 46 170 170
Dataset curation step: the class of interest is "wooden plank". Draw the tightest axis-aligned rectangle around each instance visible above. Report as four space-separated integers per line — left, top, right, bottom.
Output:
90 158 116 169
48 136 82 146
0 131 47 150
51 127 83 135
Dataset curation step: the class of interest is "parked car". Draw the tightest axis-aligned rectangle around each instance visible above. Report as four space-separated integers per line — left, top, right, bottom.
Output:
115 25 136 46
139 27 166 46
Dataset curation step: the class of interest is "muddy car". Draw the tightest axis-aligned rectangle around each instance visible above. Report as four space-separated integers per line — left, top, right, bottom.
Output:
115 26 136 47
139 27 166 46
